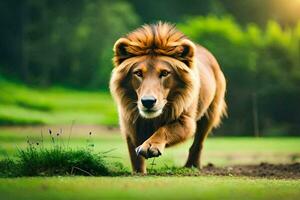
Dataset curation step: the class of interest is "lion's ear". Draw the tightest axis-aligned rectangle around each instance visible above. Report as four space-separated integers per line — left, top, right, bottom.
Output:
175 39 196 68
113 38 131 66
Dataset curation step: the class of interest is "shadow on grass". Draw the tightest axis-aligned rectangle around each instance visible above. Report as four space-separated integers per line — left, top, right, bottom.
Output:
0 116 44 126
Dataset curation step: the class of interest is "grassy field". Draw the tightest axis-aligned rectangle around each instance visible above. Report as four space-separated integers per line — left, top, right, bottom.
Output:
0 78 300 200
1 176 300 200
1 126 300 167
0 78 118 126
0 127 300 199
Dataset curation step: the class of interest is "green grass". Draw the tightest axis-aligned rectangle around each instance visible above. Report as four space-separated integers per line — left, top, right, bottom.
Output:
0 176 299 200
0 78 118 126
0 128 299 199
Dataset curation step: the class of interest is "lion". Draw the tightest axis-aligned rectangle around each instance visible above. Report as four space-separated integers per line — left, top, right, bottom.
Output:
110 22 227 173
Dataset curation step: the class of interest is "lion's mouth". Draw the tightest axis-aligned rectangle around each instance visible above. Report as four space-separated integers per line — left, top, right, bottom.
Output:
144 109 156 113
139 108 163 119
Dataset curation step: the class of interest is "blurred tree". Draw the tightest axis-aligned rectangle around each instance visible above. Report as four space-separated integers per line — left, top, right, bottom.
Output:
128 0 224 23
0 0 139 88
128 0 300 27
220 0 300 27
0 0 26 80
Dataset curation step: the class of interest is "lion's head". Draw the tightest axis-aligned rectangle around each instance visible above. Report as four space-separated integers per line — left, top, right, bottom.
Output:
110 22 199 121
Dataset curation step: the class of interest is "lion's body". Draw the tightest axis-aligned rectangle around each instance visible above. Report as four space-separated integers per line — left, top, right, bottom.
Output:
110 22 226 173
195 45 227 125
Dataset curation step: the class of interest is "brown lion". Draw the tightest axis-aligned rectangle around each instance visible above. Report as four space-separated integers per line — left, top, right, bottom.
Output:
110 22 227 173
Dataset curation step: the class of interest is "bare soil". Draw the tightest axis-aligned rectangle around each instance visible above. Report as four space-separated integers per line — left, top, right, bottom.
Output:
200 162 300 179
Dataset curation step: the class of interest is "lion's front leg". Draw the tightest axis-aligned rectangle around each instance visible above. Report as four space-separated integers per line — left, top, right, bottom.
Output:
136 115 196 159
135 131 166 159
126 136 146 173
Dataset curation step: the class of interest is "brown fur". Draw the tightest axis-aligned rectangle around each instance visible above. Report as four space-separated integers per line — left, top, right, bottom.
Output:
110 22 227 173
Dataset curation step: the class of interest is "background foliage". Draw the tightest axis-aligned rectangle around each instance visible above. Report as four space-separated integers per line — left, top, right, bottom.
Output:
0 0 299 136
179 16 300 136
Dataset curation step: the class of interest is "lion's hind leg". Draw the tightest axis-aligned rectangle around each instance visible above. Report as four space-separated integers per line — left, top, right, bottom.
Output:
184 116 213 169
185 93 226 169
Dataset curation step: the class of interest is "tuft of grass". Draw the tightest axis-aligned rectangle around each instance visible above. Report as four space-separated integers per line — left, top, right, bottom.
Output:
17 146 111 176
0 129 129 177
0 158 16 177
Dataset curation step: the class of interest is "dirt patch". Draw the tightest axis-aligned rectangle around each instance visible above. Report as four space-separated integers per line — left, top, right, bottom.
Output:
200 162 300 179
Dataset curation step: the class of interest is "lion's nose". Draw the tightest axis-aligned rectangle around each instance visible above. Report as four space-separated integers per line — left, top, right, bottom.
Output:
141 96 157 109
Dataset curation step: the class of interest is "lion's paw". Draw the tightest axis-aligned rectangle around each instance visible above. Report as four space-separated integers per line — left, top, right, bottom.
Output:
135 142 164 159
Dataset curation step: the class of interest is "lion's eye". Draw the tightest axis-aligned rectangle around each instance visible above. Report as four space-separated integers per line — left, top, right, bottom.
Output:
134 70 143 78
160 70 170 78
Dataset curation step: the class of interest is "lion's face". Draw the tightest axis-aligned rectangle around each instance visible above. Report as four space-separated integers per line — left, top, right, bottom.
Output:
131 58 176 118
110 23 197 120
